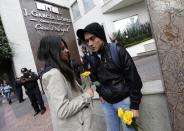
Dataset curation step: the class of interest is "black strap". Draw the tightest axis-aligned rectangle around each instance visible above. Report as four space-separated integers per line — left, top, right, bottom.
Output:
109 43 122 70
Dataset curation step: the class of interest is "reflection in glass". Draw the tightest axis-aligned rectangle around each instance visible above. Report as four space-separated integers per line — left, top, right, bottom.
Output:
112 15 152 48
71 2 81 20
114 15 138 33
82 0 95 12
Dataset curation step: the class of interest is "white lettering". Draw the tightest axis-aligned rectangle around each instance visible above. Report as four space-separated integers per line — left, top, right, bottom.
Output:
35 24 70 32
23 8 28 16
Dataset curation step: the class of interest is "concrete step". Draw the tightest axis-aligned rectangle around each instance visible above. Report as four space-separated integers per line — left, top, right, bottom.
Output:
133 50 157 60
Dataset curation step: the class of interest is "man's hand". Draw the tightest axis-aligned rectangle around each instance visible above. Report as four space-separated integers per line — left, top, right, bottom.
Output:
99 97 105 103
20 78 27 83
131 109 139 118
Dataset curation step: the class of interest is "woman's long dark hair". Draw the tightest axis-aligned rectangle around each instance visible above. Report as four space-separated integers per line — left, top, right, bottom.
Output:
37 35 76 90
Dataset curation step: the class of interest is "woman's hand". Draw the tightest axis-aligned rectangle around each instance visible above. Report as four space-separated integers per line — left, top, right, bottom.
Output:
99 97 105 103
131 109 140 118
86 88 94 97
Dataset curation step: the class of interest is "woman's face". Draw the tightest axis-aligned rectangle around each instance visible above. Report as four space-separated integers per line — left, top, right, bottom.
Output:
60 43 70 62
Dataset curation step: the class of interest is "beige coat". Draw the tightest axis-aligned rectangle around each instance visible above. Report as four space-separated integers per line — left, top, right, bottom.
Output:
42 68 93 131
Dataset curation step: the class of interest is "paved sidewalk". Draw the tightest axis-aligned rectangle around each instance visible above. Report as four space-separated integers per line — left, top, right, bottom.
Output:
0 96 52 131
0 54 161 131
0 95 106 131
134 54 161 82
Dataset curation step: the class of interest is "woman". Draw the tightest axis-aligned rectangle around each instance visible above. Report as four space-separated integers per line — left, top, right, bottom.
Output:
37 36 94 131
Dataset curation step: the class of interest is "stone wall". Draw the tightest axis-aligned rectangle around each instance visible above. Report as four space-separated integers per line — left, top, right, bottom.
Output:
146 0 184 130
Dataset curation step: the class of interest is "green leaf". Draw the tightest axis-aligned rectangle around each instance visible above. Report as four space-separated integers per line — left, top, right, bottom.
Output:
0 17 12 60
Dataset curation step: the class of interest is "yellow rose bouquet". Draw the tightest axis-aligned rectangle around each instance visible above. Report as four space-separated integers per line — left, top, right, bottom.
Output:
118 107 144 131
81 71 95 106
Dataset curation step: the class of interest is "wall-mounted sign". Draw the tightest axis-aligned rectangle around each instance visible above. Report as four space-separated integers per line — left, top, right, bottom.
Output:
20 0 80 70
23 2 72 35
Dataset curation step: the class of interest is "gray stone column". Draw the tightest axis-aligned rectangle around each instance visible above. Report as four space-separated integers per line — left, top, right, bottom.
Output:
146 0 184 131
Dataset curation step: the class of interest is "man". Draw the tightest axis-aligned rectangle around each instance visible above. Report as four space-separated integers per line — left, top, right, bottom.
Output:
15 77 25 103
20 68 46 116
77 22 142 131
81 46 91 71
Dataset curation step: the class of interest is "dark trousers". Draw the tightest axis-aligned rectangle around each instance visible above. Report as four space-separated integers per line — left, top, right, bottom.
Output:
26 87 45 112
16 87 23 102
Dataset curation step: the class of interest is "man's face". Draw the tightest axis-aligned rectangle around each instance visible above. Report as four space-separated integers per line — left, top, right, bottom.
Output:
84 32 104 52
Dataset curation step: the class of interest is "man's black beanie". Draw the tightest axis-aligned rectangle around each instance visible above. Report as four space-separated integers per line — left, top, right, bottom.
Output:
77 22 107 42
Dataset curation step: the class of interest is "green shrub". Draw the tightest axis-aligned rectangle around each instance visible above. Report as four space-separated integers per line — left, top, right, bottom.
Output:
0 17 12 60
112 22 153 48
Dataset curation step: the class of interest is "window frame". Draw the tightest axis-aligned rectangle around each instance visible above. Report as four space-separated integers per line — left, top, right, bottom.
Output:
71 1 81 21
82 0 95 13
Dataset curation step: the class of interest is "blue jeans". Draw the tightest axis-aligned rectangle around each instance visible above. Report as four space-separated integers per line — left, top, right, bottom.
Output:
101 97 134 131
4 92 11 102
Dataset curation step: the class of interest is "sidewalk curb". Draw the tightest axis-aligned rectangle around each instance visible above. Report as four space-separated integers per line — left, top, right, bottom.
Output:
133 50 157 61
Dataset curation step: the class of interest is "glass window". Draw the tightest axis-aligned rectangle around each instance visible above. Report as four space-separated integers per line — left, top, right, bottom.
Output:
114 15 138 32
71 1 81 20
103 0 111 4
82 0 95 12
112 15 153 48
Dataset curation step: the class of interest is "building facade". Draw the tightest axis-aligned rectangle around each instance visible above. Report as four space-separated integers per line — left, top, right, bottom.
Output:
69 0 150 55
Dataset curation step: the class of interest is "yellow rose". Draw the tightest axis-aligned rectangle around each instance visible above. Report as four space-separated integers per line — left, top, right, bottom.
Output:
118 107 124 119
118 108 141 130
123 110 133 125
82 71 91 77
127 119 132 125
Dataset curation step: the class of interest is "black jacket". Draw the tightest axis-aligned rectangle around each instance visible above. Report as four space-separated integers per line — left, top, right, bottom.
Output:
91 43 142 110
21 72 39 90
